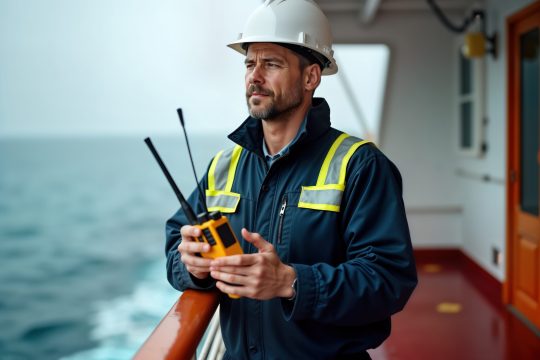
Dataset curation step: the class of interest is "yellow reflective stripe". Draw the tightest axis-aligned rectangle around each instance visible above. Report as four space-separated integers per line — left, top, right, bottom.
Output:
208 150 224 191
206 190 241 213
316 133 349 186
298 184 345 212
225 145 242 192
338 140 371 185
206 146 243 214
297 202 340 212
208 206 237 213
302 184 345 191
301 135 372 213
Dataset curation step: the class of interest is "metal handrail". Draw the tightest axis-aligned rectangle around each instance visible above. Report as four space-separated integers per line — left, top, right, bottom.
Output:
134 289 220 360
198 307 222 359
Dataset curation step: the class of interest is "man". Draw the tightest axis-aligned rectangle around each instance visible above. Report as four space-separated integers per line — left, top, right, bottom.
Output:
166 1 417 359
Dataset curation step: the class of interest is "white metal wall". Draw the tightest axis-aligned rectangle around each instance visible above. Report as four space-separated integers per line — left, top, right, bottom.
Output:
327 0 535 281
328 10 462 249
456 0 535 280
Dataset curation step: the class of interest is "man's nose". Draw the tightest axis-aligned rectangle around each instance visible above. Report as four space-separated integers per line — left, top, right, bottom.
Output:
249 63 264 84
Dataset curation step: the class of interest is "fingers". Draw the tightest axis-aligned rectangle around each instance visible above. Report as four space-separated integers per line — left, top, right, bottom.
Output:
215 281 243 297
211 270 247 287
210 264 251 276
212 272 251 298
241 228 274 253
210 256 256 296
180 224 202 239
182 252 212 268
212 266 276 300
178 240 210 254
179 225 209 252
178 225 211 279
210 254 255 267
180 253 212 280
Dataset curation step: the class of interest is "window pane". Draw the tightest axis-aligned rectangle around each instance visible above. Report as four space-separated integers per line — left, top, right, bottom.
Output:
520 28 539 216
460 101 473 148
460 51 472 95
317 44 390 142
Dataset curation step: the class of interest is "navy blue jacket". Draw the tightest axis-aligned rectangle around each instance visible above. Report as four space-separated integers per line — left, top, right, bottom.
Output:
166 98 417 359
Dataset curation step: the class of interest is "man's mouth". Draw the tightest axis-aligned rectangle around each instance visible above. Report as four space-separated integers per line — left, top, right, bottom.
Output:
247 85 271 98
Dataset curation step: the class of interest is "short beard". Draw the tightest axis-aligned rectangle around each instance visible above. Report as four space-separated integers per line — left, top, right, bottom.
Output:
246 83 304 121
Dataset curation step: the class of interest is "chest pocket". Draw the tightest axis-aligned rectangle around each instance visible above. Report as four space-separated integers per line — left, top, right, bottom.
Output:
298 133 371 212
206 145 243 213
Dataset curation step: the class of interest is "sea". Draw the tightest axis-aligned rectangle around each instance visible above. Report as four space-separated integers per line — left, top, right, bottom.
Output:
0 134 231 360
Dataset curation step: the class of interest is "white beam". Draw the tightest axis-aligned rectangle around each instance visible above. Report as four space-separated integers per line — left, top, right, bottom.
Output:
318 0 359 13
381 0 469 11
318 0 469 13
360 0 381 24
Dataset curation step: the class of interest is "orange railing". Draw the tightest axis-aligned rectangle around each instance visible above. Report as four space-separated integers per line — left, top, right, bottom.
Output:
134 289 220 360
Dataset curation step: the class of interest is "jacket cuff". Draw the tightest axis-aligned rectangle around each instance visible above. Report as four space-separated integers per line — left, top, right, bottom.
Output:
281 263 318 321
188 272 216 289
173 251 216 290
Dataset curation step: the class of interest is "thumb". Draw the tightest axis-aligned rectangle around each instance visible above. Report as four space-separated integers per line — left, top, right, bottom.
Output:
241 228 273 253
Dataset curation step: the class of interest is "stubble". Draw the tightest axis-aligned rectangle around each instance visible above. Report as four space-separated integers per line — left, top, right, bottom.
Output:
246 83 304 121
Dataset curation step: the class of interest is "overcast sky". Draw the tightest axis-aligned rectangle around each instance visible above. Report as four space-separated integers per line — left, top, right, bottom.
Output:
0 0 387 138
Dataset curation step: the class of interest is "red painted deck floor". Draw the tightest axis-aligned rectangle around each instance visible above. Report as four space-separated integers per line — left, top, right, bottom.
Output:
368 257 540 360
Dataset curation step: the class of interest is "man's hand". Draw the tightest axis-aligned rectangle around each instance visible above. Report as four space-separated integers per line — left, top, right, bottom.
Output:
177 225 212 280
210 228 296 300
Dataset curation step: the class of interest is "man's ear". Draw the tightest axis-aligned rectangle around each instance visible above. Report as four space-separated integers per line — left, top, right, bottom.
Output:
304 64 322 92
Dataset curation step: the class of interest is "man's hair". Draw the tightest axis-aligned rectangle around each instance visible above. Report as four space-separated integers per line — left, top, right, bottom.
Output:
277 43 325 72
296 52 317 72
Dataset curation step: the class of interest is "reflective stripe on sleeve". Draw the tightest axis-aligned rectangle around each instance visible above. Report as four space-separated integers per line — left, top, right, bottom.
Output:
206 190 241 213
209 145 242 192
206 145 243 213
226 145 243 192
316 133 349 186
298 134 371 212
327 137 371 185
208 150 223 191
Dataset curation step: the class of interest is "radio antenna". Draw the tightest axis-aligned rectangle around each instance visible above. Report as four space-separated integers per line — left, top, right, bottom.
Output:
144 137 198 225
177 108 210 215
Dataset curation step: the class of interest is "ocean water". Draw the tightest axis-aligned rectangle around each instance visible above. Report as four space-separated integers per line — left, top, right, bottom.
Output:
0 135 231 360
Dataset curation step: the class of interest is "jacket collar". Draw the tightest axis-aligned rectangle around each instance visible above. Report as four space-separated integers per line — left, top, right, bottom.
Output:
228 97 331 157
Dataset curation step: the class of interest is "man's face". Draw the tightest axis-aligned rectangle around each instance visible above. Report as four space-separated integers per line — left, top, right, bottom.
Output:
244 43 304 121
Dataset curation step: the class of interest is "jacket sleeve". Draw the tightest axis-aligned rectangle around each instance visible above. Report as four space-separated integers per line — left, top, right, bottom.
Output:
283 149 418 326
165 174 216 292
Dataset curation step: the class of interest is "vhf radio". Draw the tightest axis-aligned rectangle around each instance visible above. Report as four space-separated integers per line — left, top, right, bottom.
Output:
144 109 243 298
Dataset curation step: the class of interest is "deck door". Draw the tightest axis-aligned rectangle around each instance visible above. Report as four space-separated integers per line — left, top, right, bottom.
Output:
507 2 540 329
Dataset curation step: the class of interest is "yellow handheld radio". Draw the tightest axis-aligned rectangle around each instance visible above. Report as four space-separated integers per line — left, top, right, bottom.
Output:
144 108 243 298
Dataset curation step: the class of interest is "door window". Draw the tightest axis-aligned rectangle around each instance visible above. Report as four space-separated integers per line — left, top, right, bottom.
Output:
520 28 539 216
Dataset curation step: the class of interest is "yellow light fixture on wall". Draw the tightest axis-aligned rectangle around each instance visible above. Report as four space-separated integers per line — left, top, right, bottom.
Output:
463 31 497 58
427 0 497 59
463 32 486 57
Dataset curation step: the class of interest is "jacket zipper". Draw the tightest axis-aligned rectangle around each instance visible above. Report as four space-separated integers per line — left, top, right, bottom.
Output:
277 195 287 244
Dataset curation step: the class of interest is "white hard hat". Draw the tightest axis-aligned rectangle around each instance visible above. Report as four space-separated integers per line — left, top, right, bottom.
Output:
227 0 338 75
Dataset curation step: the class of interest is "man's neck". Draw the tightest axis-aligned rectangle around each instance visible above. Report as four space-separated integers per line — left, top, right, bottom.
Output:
262 102 310 155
